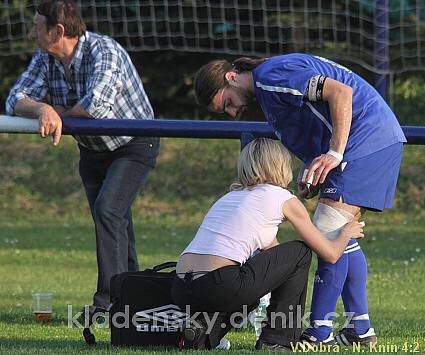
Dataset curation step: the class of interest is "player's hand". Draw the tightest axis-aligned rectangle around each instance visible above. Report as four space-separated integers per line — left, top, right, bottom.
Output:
306 153 340 186
298 181 320 199
37 104 62 146
297 164 320 199
341 220 365 240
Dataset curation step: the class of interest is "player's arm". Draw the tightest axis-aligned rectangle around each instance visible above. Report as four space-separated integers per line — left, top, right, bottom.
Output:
324 78 352 162
305 77 353 186
282 198 363 263
78 47 123 119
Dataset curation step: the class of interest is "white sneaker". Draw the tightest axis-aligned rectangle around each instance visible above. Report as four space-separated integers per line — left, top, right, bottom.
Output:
215 338 231 350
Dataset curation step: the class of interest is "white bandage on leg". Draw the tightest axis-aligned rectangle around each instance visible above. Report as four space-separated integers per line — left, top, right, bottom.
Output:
313 203 354 240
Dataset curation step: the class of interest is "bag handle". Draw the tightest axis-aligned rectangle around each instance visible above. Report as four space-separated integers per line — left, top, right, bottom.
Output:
152 261 177 272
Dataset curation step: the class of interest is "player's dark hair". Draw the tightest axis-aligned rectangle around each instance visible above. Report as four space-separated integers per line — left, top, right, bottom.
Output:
194 59 233 108
194 57 267 108
37 0 86 37
232 57 267 73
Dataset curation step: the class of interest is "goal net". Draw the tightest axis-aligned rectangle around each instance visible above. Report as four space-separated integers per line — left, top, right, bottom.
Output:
1 0 424 75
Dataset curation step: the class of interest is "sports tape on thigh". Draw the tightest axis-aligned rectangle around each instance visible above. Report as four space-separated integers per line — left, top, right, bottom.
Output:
313 203 354 240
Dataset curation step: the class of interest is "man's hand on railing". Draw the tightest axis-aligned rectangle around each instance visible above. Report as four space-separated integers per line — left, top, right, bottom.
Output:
37 104 62 146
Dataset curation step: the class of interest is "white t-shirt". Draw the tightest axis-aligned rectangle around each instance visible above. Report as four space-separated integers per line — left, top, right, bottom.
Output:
182 184 296 264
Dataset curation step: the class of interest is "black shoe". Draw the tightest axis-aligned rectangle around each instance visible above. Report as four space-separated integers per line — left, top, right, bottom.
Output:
255 339 292 352
335 328 377 346
180 317 210 350
298 332 336 351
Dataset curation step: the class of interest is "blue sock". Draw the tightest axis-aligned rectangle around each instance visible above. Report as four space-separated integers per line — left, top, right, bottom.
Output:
305 252 348 341
341 245 371 335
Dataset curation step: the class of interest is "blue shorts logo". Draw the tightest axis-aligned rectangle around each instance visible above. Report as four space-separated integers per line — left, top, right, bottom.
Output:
324 188 337 194
314 275 324 284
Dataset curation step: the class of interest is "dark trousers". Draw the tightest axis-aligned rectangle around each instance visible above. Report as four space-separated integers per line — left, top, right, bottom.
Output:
172 240 312 348
79 136 159 308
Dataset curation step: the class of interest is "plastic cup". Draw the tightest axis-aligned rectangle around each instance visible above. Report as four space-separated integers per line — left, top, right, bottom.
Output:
32 292 53 321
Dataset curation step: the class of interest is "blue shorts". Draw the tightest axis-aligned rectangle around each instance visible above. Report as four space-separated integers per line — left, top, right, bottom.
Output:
319 143 404 212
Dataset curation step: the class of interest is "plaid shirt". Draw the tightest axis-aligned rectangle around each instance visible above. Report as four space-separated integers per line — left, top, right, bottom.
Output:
6 31 154 151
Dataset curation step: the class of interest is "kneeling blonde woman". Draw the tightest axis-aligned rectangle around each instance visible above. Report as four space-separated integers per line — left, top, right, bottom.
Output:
172 138 363 351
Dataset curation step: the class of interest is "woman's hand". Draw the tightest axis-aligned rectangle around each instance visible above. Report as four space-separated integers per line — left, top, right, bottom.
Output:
282 198 365 263
341 220 365 239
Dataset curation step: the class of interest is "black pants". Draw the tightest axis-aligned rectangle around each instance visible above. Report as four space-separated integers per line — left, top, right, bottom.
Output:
79 136 160 308
172 240 312 348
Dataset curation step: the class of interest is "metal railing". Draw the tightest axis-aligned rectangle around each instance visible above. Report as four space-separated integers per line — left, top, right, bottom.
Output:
1 116 424 148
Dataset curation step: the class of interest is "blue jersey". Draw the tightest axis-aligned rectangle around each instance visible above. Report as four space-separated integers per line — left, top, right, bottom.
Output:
252 54 406 163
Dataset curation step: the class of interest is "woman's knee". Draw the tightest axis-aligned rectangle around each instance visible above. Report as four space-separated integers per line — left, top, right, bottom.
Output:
287 240 312 262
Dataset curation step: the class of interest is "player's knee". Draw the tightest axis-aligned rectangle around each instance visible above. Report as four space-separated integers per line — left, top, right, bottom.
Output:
313 203 354 240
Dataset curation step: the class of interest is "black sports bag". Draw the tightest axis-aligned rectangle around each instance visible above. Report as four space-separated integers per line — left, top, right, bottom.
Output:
83 262 187 347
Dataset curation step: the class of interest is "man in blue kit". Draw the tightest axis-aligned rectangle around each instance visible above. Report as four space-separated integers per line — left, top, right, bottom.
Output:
193 54 406 350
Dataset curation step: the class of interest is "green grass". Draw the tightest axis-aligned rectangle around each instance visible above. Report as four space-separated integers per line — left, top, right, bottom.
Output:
1 136 425 353
1 212 424 354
